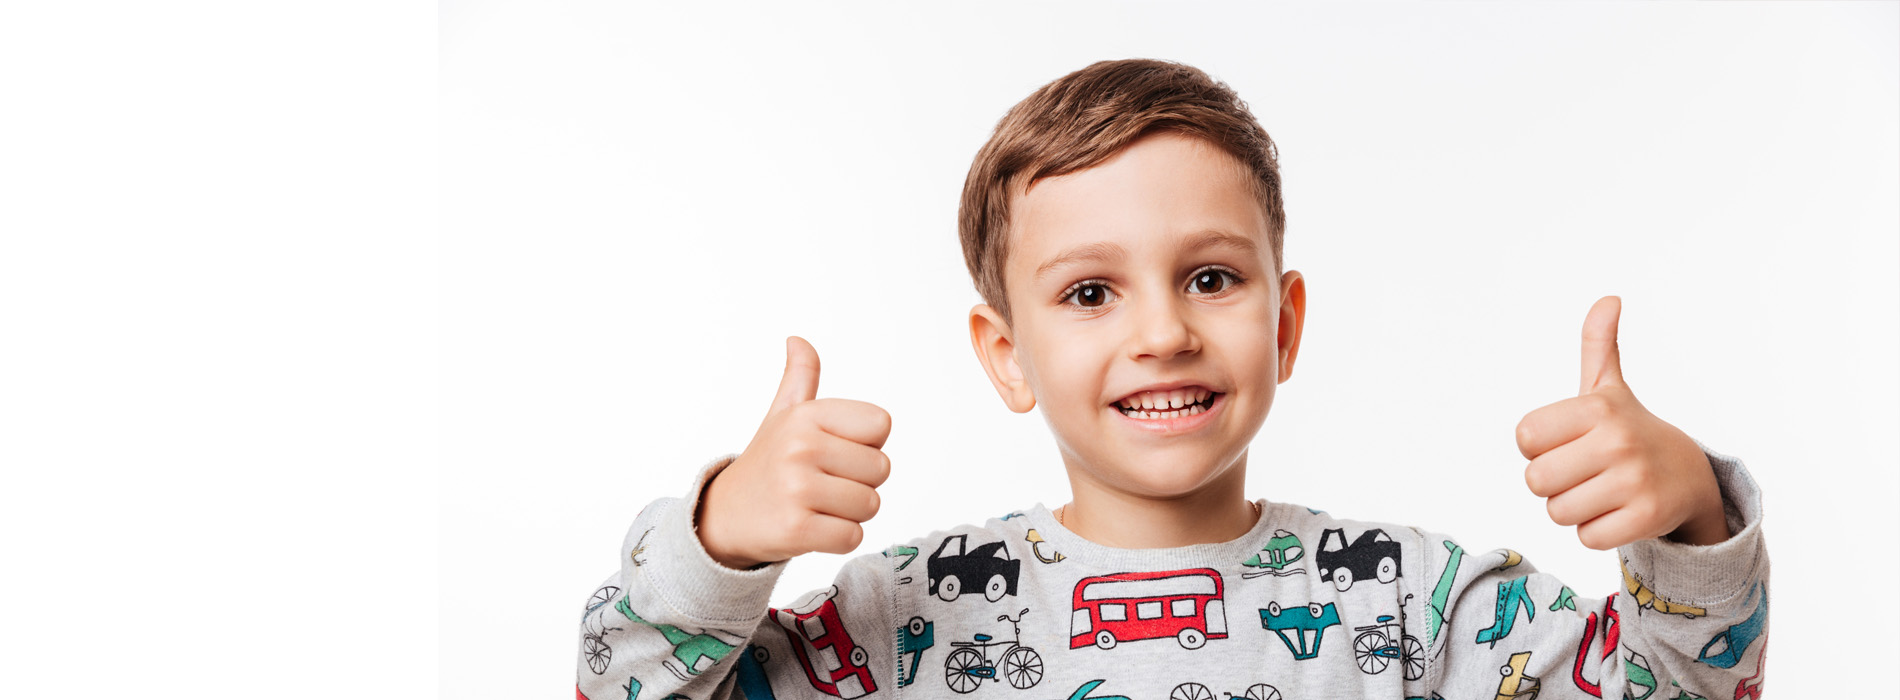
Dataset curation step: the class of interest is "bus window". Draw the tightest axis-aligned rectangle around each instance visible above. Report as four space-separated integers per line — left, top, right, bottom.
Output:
1172 599 1195 617
1137 602 1163 620
1101 603 1126 621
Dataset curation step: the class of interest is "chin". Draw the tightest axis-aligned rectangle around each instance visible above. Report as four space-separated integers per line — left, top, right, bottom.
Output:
1101 451 1227 496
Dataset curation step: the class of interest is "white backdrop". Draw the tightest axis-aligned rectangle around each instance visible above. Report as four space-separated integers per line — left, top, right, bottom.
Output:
442 2 1897 696
20 2 1891 697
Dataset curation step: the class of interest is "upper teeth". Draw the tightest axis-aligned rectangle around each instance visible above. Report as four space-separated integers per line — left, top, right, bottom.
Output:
1118 387 1211 410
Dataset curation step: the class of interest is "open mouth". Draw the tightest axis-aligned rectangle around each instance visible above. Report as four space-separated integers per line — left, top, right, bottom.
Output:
1115 387 1221 420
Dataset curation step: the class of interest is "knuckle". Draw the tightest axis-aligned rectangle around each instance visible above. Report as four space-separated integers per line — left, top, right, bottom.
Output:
1604 431 1637 460
1577 528 1605 551
788 400 820 425
1627 498 1658 524
1546 498 1572 526
1625 466 1653 492
785 435 819 463
783 471 815 503
777 512 809 549
1515 420 1538 450
794 515 827 552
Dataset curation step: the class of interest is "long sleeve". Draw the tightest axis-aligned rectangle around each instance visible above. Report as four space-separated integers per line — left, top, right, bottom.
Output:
1417 440 1769 699
577 455 899 700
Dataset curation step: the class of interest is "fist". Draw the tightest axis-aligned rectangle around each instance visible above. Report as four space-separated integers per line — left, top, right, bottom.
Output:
1514 296 1727 550
695 336 893 570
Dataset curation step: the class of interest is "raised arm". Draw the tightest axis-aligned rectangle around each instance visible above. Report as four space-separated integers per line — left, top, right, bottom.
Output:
577 454 898 700
579 335 898 700
1417 442 1768 699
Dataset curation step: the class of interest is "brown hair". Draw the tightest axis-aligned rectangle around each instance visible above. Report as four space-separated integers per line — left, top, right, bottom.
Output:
958 58 1286 323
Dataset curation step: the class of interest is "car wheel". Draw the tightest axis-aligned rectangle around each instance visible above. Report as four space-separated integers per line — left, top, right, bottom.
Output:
1177 627 1205 650
985 574 1007 602
751 646 769 664
1095 630 1117 650
1332 566 1353 592
1308 603 1326 619
1376 556 1397 584
850 646 868 668
907 616 926 637
1265 601 1281 617
938 575 960 602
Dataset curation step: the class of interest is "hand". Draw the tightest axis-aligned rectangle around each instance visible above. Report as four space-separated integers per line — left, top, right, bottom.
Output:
695 336 893 570
1515 296 1727 550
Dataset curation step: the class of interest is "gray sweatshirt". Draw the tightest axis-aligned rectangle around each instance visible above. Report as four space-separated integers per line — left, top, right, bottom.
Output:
577 440 1767 700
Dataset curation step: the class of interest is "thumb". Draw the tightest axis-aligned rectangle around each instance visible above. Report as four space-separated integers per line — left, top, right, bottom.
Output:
768 335 821 415
1579 295 1624 395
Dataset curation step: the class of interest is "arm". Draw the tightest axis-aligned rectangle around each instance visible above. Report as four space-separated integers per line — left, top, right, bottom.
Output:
1418 442 1768 699
577 455 898 700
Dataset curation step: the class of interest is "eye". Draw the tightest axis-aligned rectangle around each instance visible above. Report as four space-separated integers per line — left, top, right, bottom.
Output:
1188 266 1243 295
1058 280 1116 309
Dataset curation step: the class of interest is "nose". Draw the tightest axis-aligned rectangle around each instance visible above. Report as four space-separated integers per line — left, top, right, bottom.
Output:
1126 294 1199 361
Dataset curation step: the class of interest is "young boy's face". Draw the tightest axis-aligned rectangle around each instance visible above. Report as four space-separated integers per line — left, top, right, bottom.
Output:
970 131 1306 500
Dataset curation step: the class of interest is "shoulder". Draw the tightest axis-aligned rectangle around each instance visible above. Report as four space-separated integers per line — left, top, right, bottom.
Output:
877 507 1036 564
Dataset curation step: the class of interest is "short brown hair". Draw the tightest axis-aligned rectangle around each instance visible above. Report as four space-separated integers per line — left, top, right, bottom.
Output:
958 58 1287 323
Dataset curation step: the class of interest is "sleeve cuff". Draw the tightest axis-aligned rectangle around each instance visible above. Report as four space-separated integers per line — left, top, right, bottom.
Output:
1617 439 1767 606
633 453 790 625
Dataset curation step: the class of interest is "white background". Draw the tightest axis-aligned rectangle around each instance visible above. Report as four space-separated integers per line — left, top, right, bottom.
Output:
3 1 1894 698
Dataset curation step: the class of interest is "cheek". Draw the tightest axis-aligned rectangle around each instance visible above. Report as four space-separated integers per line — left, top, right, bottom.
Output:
1213 317 1282 383
1032 330 1114 411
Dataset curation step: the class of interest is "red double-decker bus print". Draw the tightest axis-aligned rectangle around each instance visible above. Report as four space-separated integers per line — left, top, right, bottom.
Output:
1069 567 1228 651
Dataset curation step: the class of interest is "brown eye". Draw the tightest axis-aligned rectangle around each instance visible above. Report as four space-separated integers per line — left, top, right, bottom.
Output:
1076 284 1106 307
1192 271 1228 294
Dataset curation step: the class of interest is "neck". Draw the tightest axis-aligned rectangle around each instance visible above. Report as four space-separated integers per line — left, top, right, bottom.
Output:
1058 453 1257 548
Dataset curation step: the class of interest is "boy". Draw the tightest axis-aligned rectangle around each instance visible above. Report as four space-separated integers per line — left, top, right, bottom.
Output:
576 59 1768 700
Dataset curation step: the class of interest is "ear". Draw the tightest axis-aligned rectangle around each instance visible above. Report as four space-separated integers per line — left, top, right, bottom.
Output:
1276 270 1307 383
968 303 1037 413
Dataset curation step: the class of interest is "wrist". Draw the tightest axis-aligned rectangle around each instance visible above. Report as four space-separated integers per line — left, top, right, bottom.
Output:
693 470 768 571
1664 498 1729 546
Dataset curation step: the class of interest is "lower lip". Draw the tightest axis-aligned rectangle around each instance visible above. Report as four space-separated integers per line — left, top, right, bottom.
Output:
1112 392 1224 436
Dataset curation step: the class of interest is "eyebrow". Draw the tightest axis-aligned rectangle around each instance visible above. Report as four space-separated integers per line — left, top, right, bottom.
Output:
1033 229 1260 283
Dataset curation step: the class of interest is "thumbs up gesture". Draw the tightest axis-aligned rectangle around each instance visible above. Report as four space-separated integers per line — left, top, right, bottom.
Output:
1514 297 1729 549
695 336 894 570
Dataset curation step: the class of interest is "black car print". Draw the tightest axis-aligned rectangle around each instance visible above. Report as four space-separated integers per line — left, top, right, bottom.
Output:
927 534 1022 602
1315 528 1401 592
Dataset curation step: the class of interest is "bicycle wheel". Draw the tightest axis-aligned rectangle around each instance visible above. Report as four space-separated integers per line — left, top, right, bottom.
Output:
1400 635 1425 681
1353 632 1388 674
1001 647 1043 689
944 648 984 694
587 585 621 613
1245 684 1280 700
1162 680 1208 700
584 636 611 675
1170 683 1213 700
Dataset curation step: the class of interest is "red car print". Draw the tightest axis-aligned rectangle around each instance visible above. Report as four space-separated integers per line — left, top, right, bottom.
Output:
1069 568 1228 650
770 585 878 700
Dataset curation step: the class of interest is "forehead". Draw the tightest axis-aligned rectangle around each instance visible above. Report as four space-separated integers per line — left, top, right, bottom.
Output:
1007 131 1270 283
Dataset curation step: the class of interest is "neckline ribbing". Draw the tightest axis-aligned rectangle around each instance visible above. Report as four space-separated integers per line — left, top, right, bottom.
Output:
1022 498 1281 571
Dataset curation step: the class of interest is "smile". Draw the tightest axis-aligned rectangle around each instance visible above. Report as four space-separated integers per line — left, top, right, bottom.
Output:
1116 386 1219 419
